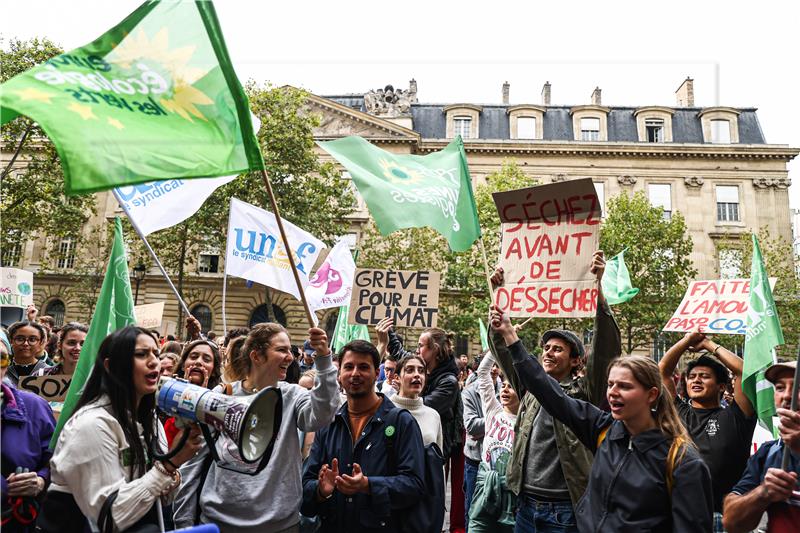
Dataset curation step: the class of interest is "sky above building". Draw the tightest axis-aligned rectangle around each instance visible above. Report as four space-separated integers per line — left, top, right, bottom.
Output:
3 0 798 206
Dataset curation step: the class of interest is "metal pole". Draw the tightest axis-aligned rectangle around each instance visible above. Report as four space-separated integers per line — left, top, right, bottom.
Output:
134 278 141 306
258 169 315 327
780 341 800 470
112 190 192 318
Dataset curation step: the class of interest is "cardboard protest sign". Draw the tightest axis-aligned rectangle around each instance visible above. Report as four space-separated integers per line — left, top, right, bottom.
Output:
0 268 34 308
159 320 177 338
492 179 601 318
19 374 71 403
134 302 165 329
663 278 777 335
348 269 440 328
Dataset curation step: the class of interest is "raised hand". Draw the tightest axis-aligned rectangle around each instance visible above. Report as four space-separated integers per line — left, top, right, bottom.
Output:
308 327 331 357
590 250 605 280
317 457 339 499
490 266 504 288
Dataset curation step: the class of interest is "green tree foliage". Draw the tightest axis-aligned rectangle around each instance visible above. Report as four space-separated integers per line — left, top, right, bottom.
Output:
127 84 357 327
715 228 799 359
600 191 697 354
1 38 96 267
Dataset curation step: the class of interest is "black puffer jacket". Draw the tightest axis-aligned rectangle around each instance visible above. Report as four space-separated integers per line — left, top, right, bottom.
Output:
422 356 463 460
388 331 463 459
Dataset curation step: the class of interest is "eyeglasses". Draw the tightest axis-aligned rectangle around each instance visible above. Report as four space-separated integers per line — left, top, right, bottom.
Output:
12 336 42 345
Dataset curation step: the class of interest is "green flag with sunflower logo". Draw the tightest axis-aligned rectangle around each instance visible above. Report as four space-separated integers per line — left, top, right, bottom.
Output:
0 0 263 195
318 135 481 252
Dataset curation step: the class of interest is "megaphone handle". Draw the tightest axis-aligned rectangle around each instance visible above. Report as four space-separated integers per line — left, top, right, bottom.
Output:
150 426 192 461
200 423 222 464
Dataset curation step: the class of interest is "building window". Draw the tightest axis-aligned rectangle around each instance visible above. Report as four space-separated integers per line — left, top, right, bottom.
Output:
580 117 600 141
593 182 605 218
190 304 213 333
57 238 76 269
711 119 731 143
453 117 472 139
716 185 740 222
198 253 220 273
1 237 22 267
645 119 664 142
653 334 668 362
455 335 468 358
517 117 536 139
719 249 743 279
648 183 672 220
249 303 287 327
44 299 66 328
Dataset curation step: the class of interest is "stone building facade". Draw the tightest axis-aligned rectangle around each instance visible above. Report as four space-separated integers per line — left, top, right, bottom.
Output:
4 78 798 356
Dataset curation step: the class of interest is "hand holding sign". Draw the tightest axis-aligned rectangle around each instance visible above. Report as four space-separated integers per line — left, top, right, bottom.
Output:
308 327 331 357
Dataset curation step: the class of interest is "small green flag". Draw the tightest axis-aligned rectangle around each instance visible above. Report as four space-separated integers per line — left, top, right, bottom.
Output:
0 0 263 195
601 250 639 305
330 304 370 353
318 136 481 252
742 235 784 436
479 318 489 352
51 217 137 447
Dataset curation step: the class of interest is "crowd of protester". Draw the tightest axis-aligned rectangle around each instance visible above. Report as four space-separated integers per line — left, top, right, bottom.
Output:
1 251 799 532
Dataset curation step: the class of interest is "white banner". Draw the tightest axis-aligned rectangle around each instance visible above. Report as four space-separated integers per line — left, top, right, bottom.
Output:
0 268 34 308
114 174 237 236
225 198 324 300
306 239 356 314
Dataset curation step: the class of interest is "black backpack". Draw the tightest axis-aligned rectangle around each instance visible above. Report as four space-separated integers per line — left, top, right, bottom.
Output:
384 408 445 533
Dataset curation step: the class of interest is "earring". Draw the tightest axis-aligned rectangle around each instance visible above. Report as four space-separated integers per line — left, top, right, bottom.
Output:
650 406 657 414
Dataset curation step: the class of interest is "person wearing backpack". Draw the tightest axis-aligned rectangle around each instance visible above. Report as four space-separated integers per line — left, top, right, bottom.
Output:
301 339 427 532
490 305 713 533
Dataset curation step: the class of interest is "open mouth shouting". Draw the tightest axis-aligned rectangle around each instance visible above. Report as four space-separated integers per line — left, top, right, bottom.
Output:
145 371 160 389
187 366 207 385
609 399 625 417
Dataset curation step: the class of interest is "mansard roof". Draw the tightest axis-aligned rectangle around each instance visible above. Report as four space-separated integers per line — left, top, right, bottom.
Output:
322 94 766 144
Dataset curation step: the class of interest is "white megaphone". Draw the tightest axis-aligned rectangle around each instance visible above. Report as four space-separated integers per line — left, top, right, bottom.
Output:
156 377 282 470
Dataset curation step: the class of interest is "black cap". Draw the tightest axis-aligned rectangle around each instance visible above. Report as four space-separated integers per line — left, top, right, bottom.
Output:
541 329 585 359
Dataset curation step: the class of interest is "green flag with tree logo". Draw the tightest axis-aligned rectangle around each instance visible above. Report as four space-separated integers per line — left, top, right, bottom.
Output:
601 249 639 305
0 0 263 195
742 234 785 435
50 217 137 447
318 135 481 252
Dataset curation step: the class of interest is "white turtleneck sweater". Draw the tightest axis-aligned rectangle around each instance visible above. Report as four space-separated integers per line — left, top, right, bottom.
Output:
391 394 444 450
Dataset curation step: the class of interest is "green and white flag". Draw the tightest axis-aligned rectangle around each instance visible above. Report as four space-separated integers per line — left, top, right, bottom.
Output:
318 136 481 252
0 0 263 195
742 234 784 435
330 304 370 353
479 318 489 352
51 217 137 446
601 249 639 305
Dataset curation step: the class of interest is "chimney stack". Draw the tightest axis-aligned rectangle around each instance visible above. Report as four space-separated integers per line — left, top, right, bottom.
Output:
676 77 694 107
502 81 510 104
591 86 602 105
541 81 551 106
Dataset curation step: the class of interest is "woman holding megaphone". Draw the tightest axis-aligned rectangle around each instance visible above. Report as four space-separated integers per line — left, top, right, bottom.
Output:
39 326 203 533
174 323 340 533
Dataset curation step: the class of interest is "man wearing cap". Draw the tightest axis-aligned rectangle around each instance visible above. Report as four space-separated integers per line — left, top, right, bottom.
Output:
491 250 621 533
723 360 800 532
659 330 756 532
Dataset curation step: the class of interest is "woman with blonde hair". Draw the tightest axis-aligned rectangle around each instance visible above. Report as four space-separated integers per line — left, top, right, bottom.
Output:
490 305 713 532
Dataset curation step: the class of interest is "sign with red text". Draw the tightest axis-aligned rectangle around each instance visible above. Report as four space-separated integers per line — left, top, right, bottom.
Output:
348 268 440 328
492 179 600 318
663 278 777 335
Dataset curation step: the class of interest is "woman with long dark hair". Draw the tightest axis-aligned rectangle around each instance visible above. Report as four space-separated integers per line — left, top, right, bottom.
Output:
43 326 201 532
35 322 88 377
490 306 713 532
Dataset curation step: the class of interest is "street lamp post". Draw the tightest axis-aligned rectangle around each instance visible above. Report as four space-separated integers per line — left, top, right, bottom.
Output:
132 262 147 305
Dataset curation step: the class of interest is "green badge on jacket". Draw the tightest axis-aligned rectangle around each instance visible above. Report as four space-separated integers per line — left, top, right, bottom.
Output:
385 425 395 437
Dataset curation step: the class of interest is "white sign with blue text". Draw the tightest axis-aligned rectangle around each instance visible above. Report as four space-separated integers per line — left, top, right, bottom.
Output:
225 198 324 300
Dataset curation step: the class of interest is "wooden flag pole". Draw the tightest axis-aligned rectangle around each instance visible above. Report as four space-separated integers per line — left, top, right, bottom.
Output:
112 190 192 319
478 235 495 300
259 169 316 327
